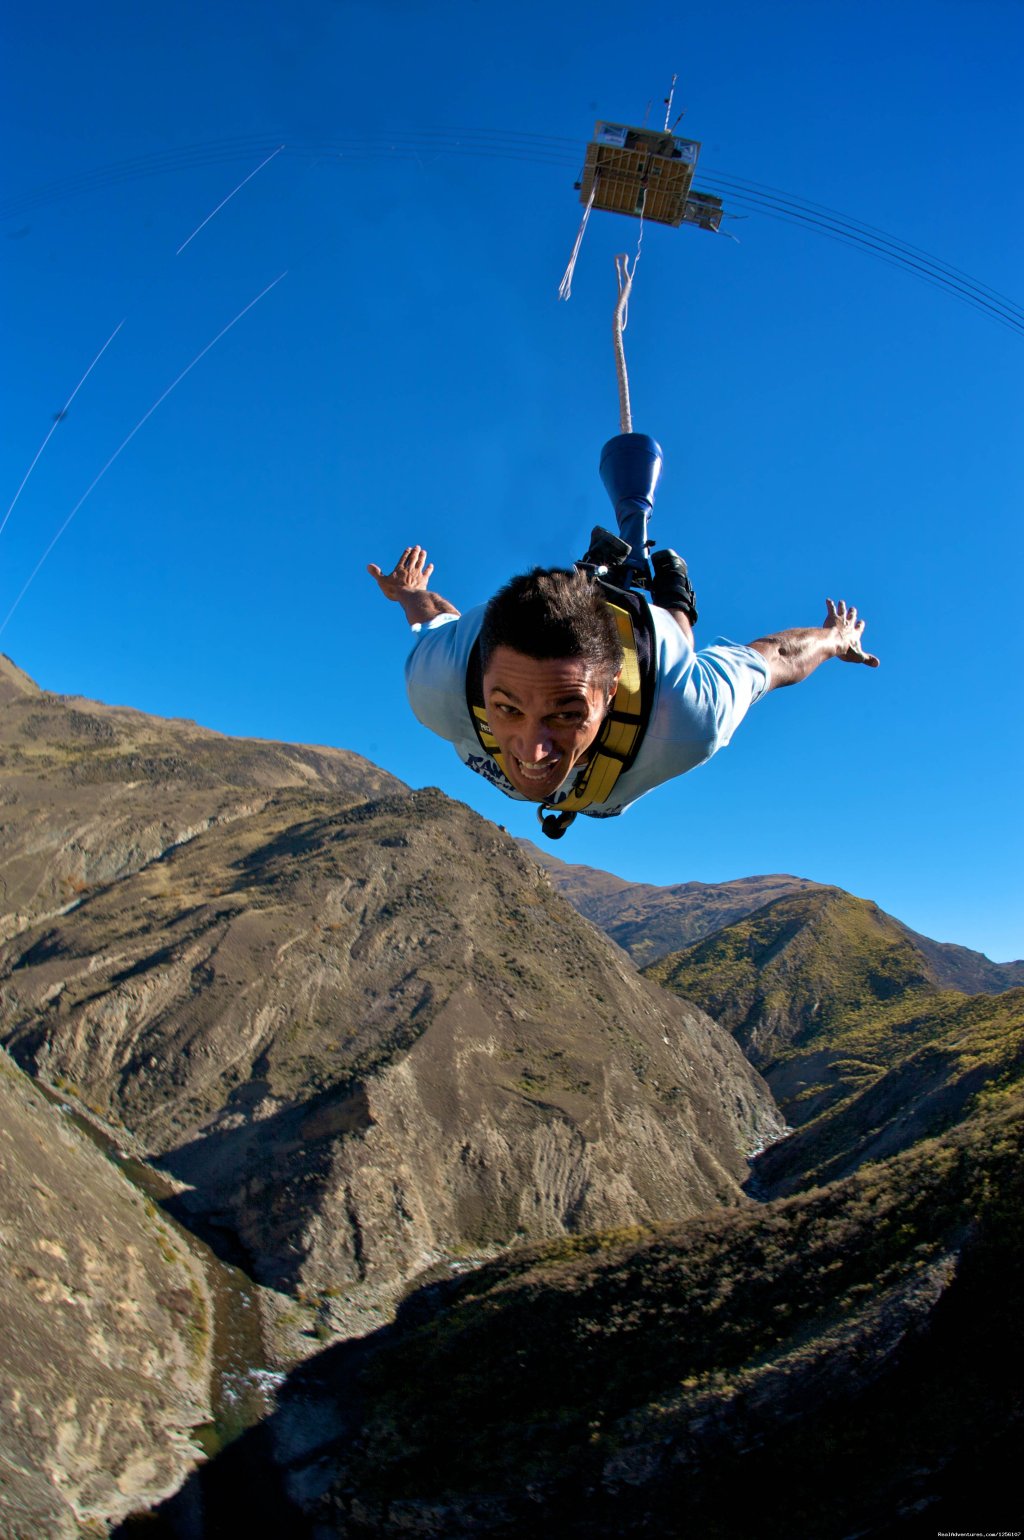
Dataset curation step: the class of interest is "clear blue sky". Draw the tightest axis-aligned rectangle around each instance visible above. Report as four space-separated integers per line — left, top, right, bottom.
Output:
2 1 1022 960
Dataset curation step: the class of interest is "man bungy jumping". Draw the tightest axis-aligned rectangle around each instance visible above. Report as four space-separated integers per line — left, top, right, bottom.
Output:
368 434 878 840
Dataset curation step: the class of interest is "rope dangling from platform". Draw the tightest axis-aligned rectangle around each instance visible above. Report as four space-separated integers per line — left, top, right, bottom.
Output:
558 179 598 301
612 187 646 433
613 252 636 433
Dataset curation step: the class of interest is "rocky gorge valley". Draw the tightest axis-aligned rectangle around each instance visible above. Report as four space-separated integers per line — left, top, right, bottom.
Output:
0 652 1021 1538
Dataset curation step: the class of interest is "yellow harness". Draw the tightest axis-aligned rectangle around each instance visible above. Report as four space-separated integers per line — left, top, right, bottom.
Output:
466 592 655 834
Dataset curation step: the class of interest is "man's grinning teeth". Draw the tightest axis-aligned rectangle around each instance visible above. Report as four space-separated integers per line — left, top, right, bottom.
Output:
515 756 560 776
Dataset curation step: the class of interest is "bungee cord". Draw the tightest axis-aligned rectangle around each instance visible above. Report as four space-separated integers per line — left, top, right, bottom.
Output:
611 189 647 434
613 253 636 433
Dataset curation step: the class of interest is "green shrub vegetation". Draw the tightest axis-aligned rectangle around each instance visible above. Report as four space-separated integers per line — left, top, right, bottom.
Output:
643 889 1024 1191
325 1090 1023 1532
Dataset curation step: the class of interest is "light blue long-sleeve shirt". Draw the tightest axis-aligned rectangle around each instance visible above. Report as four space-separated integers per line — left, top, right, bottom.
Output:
405 601 770 818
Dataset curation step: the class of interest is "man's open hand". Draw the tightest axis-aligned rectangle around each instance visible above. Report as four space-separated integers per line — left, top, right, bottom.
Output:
366 546 460 628
824 598 880 667
367 546 435 602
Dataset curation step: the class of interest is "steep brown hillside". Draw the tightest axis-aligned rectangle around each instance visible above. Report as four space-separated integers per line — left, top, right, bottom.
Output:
0 653 405 943
1 779 782 1336
0 1049 211 1539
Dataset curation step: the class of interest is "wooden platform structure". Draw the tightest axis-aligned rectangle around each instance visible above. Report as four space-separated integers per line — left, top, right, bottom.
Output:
577 122 724 232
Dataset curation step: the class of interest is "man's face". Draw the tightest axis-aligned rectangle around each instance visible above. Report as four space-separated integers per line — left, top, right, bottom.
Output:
481 646 618 802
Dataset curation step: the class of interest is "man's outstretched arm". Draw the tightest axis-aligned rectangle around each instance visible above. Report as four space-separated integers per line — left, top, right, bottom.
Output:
367 546 461 627
749 598 880 690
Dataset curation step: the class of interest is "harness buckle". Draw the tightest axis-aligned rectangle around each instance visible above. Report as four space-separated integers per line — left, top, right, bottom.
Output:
576 525 650 592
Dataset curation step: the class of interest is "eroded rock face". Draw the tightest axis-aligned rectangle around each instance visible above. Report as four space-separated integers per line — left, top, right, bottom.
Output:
2 787 783 1331
0 656 784 1536
0 1050 211 1539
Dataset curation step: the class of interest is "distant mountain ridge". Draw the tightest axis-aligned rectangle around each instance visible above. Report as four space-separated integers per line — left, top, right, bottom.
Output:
522 839 1024 990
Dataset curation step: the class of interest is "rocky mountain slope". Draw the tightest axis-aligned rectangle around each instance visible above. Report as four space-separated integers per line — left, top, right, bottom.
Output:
0 656 782 1532
146 855 1022 1535
190 1084 1024 1538
528 840 1024 992
643 886 1024 1195
2 783 781 1335
138 908 1024 1538
0 1048 211 1539
7 654 1019 1539
0 652 404 943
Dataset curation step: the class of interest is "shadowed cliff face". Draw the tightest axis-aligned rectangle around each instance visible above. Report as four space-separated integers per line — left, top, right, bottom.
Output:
272 1090 1024 1540
0 1050 211 1539
0 664 782 1334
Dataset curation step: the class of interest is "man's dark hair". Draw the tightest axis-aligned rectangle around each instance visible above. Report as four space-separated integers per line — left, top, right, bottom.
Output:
480 568 623 684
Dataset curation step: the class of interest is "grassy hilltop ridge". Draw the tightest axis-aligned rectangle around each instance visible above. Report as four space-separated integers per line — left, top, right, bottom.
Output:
643 886 1024 1193
644 887 941 1059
